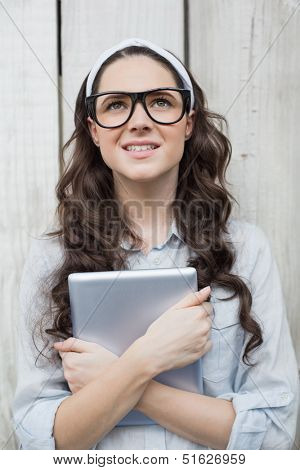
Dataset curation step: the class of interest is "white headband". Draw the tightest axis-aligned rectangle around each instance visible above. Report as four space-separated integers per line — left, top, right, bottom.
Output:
85 37 195 109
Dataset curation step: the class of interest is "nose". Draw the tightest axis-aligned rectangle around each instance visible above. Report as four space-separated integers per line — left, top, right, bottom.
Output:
127 101 153 131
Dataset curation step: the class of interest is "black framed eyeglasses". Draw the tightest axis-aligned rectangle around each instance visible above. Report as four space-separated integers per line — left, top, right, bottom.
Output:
85 87 191 129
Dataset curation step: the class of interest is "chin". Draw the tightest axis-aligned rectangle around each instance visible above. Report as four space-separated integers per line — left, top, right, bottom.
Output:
121 166 159 179
127 172 159 182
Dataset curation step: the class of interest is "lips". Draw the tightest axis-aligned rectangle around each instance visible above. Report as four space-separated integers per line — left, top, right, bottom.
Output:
121 141 161 150
122 145 160 159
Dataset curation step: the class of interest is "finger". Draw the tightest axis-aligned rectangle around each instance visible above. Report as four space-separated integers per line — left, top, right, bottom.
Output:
53 337 95 353
204 339 213 353
201 301 214 317
174 286 211 309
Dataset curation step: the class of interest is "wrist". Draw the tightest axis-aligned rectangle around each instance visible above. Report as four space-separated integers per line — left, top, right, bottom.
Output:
134 379 156 412
121 336 161 380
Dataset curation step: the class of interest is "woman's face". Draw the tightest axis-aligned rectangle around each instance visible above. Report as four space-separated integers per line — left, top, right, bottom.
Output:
87 55 195 184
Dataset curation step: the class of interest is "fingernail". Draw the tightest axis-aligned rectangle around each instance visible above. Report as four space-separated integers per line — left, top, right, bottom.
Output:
199 286 211 294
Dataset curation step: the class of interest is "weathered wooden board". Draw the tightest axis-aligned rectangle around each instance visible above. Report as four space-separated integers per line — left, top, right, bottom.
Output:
0 0 59 449
189 0 300 447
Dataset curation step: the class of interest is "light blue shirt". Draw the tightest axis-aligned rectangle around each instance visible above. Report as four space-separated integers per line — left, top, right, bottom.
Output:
12 217 300 449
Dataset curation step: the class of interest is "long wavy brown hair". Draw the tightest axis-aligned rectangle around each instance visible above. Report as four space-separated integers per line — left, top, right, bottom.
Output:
32 45 263 368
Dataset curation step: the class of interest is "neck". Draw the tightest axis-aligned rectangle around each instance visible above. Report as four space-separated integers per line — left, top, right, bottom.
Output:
114 166 178 236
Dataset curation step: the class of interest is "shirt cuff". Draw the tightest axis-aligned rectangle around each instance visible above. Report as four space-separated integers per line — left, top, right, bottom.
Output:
13 394 98 450
211 390 294 450
13 395 71 450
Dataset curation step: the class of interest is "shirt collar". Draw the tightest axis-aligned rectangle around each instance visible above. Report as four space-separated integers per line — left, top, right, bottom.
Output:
120 218 184 251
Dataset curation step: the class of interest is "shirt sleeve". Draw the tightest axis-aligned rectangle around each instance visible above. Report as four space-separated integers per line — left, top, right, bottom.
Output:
11 237 97 450
214 224 299 450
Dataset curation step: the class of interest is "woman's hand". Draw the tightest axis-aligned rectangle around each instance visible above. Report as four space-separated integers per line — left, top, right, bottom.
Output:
53 338 118 394
129 286 213 377
53 287 213 391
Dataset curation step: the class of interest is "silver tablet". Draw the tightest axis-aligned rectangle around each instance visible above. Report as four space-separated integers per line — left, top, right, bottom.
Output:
68 267 203 427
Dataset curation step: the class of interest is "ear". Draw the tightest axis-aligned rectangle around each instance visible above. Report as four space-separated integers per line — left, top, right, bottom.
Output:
87 117 100 147
185 110 195 141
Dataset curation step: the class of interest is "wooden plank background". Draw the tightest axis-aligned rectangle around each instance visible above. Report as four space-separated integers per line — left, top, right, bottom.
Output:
0 0 59 450
1 0 299 450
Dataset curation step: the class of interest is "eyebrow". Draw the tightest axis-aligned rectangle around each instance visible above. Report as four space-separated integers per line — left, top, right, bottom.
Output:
100 93 129 105
147 90 175 97
98 89 178 107
101 89 175 97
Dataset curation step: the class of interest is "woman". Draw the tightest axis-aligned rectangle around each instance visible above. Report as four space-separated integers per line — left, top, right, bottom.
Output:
12 37 299 450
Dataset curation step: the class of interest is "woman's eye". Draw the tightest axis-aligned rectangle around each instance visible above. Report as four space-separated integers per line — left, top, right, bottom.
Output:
106 101 127 111
152 97 172 108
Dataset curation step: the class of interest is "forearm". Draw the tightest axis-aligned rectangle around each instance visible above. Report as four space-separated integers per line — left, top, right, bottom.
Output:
135 380 236 449
54 340 154 450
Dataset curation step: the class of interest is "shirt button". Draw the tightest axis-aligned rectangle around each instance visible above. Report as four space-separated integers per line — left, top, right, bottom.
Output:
153 257 161 265
280 392 289 400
